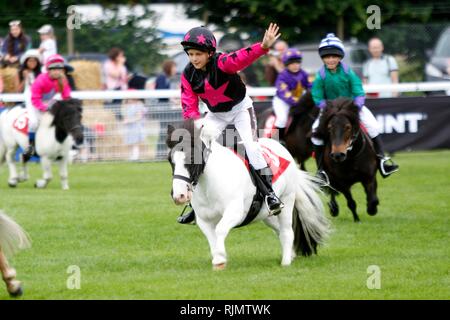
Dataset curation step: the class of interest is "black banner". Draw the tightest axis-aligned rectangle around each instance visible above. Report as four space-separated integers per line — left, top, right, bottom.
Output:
365 96 450 152
254 96 450 153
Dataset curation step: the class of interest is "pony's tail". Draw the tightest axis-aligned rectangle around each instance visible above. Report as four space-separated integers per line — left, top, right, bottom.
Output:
293 170 330 256
0 211 31 257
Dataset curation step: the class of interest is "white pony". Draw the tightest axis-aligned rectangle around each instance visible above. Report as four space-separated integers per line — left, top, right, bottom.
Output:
0 210 31 297
0 99 83 190
167 119 330 270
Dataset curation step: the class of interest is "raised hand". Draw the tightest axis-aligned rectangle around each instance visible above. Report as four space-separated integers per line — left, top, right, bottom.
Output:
261 23 281 50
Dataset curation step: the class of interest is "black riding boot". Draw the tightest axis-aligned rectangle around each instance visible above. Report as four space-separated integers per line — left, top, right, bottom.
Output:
177 204 196 224
252 166 284 216
275 126 286 146
22 134 36 163
372 136 399 178
314 145 330 185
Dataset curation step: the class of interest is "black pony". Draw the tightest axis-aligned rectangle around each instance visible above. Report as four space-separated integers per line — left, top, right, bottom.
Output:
314 98 379 222
257 91 319 170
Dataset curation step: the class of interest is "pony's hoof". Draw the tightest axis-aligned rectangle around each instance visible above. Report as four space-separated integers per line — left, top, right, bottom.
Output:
328 201 339 217
35 180 47 189
367 200 379 216
213 263 226 271
8 180 18 188
281 261 292 267
7 281 23 298
62 185 70 191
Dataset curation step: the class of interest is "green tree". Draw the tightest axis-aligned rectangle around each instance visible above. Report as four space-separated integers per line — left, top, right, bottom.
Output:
0 1 164 74
182 0 449 43
71 6 164 74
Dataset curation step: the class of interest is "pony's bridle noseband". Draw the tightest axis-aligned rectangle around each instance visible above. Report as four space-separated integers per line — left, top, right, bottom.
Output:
345 128 366 159
346 130 360 152
68 124 82 133
172 174 192 185
171 139 211 189
172 174 193 193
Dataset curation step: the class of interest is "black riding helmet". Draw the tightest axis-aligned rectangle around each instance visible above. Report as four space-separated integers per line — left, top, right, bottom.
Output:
181 26 217 54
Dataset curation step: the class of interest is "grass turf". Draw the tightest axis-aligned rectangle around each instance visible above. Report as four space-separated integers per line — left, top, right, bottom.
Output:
0 150 448 299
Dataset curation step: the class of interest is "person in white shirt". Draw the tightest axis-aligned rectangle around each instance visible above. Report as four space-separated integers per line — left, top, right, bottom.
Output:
37 24 57 71
363 37 399 98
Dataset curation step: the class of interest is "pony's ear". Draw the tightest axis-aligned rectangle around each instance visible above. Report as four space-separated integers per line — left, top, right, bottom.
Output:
76 101 83 114
167 124 175 136
166 125 177 148
344 98 356 110
323 100 333 114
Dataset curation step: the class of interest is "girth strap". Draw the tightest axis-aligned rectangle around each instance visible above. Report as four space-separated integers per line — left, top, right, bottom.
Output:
235 192 263 228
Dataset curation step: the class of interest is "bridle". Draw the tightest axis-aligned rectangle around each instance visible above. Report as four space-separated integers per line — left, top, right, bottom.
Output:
344 126 366 159
346 129 359 152
172 174 193 186
170 143 211 190
68 124 82 133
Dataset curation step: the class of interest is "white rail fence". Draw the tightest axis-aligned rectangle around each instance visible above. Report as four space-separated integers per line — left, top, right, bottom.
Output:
0 82 449 163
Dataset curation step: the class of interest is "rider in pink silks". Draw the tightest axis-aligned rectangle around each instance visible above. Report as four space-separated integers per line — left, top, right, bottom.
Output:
22 54 71 161
177 23 284 224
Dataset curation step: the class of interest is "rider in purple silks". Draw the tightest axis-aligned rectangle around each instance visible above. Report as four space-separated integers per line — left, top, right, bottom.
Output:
273 48 312 143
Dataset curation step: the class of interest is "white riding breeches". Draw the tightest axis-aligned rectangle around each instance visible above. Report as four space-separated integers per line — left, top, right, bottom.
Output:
203 95 267 170
311 105 381 146
26 101 43 133
272 96 290 128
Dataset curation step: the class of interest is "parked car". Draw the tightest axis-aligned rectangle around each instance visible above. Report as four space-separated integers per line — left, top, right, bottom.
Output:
294 40 370 81
425 27 450 83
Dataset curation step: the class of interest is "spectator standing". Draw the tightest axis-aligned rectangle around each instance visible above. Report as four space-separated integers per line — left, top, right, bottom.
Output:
123 93 147 161
155 59 178 103
264 40 288 86
16 49 42 93
1 20 31 68
16 49 41 113
103 47 128 120
37 24 57 71
363 37 399 98
153 60 179 157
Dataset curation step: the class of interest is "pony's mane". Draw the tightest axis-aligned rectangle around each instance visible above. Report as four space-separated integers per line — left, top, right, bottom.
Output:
50 98 83 127
289 91 316 118
166 119 206 184
314 98 360 141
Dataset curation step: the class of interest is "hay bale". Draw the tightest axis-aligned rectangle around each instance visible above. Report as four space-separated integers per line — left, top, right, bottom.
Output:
0 67 19 93
70 60 105 110
70 60 103 91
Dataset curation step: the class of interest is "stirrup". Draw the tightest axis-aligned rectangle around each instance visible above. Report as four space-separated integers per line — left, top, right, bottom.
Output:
264 194 284 216
316 170 331 187
22 146 35 162
380 157 399 177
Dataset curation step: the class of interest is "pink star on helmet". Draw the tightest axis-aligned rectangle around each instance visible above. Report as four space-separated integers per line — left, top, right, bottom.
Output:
197 34 206 44
184 33 190 41
199 79 233 107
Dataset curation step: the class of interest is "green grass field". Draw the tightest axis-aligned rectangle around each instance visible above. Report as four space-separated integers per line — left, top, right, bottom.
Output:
0 150 448 300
